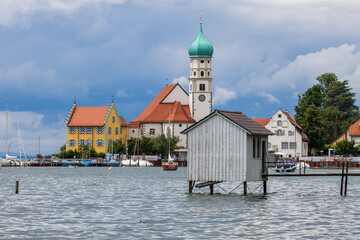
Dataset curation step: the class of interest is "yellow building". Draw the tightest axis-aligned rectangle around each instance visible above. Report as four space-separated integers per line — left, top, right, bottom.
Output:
66 101 121 153
119 116 128 144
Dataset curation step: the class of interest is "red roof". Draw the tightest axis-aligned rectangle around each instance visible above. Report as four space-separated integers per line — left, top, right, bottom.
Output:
128 123 141 129
67 107 109 126
119 116 128 126
131 84 195 124
252 118 271 127
349 119 360 136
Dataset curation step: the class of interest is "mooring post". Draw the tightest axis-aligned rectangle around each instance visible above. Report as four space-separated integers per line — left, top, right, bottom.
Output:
210 184 214 195
189 181 193 193
304 161 306 174
345 161 349 196
263 180 267 195
340 161 345 195
243 181 247 196
15 181 19 194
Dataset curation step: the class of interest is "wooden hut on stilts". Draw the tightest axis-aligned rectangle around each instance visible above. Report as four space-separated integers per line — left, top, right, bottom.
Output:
181 110 274 195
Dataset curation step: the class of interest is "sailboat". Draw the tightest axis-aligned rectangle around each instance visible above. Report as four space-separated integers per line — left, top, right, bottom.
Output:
162 103 178 171
0 102 11 167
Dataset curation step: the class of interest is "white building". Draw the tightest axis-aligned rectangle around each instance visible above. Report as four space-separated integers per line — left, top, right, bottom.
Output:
253 109 309 157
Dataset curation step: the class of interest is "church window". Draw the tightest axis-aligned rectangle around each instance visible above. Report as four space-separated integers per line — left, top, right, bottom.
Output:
277 120 282 126
193 71 196 77
190 84 193 91
96 127 104 134
96 139 104 146
200 60 204 63
276 130 285 136
199 84 205 91
207 60 210 63
208 71 210 76
68 127 76 134
108 127 112 134
201 71 204 77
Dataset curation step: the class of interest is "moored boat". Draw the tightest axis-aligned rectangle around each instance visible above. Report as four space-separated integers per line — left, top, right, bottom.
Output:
162 160 178 171
274 158 296 172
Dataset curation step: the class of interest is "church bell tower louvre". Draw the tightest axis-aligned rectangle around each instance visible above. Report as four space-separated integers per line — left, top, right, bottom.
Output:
188 15 214 122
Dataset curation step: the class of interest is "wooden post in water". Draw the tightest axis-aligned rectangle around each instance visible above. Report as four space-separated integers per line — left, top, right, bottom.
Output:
15 181 19 194
263 180 267 195
210 184 214 195
345 161 349 196
189 181 193 193
243 181 247 196
340 161 345 195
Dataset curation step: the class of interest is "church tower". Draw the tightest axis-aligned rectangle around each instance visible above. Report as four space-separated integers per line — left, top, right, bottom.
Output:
188 18 214 122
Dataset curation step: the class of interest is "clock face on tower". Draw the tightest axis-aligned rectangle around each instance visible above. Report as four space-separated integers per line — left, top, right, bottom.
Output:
199 94 206 102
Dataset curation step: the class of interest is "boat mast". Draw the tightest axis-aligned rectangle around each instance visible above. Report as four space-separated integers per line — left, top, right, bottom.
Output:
5 101 8 155
168 104 171 159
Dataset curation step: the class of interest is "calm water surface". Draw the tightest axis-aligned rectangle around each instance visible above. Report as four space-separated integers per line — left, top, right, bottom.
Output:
1 167 360 239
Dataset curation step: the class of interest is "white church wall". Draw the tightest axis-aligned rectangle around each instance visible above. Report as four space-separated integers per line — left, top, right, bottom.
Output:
162 85 188 105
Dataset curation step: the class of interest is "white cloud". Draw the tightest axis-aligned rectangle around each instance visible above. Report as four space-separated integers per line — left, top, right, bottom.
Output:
172 76 188 90
116 89 132 98
0 111 65 155
258 92 280 104
0 0 127 27
213 86 237 106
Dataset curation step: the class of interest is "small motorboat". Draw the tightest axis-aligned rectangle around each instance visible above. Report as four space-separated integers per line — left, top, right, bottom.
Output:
296 161 310 169
274 158 296 173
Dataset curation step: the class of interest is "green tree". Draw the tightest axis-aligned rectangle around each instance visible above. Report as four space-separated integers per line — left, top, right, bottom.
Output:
295 73 359 151
334 140 359 156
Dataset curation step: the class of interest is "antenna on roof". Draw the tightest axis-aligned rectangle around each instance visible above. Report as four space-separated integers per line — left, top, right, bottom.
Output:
166 78 168 86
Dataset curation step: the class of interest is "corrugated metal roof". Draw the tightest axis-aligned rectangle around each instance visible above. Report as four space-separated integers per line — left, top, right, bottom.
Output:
182 110 273 135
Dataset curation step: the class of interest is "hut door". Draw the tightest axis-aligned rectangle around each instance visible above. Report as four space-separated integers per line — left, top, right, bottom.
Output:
262 140 266 173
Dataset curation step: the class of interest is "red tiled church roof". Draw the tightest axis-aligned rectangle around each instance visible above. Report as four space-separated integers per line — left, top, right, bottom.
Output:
67 107 110 126
131 84 195 124
349 119 360 136
252 118 271 127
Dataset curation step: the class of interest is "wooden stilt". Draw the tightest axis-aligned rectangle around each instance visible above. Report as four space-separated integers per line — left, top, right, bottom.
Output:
243 181 247 196
340 161 345 195
263 180 267 195
210 184 214 195
345 161 349 196
15 181 19 194
189 181 193 193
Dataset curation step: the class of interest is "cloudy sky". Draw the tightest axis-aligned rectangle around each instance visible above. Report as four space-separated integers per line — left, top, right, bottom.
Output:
0 0 360 155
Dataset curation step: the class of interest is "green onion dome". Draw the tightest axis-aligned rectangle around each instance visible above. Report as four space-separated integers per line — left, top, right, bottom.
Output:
188 22 214 58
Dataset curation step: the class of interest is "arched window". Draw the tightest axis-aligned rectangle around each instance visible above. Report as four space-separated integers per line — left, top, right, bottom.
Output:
108 127 112 134
199 84 205 91
277 120 282 126
275 130 284 136
208 71 210 77
193 71 197 77
200 60 205 63
201 71 204 77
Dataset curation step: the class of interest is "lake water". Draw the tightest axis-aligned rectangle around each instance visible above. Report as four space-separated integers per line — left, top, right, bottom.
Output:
1 167 360 239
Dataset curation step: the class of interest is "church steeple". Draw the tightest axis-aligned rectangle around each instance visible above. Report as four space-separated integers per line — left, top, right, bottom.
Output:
188 15 213 122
